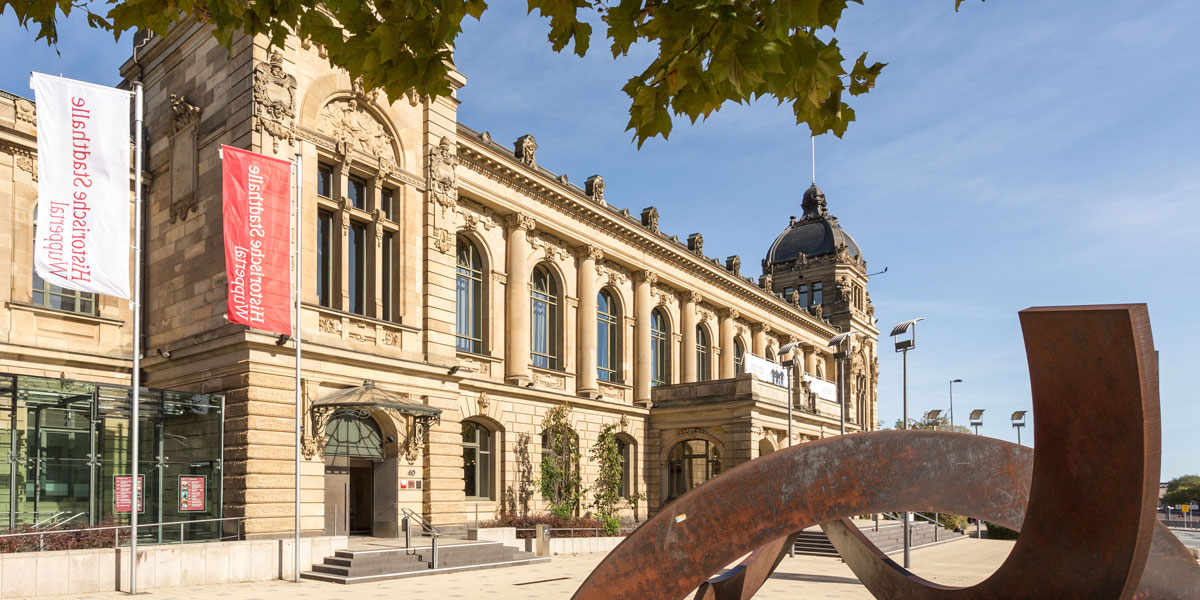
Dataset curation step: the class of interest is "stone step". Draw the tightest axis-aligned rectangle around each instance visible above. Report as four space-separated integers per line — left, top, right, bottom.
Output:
300 556 552 585
301 539 549 584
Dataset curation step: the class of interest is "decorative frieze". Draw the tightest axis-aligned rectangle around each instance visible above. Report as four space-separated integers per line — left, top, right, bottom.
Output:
319 316 341 335
460 355 493 376
533 370 566 390
252 50 297 152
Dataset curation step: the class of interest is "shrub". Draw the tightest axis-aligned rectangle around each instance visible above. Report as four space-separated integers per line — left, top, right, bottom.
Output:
590 424 623 535
484 513 612 539
985 522 1019 540
0 521 122 553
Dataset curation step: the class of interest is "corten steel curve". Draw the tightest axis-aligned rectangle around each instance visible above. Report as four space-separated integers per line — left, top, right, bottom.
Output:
572 305 1189 600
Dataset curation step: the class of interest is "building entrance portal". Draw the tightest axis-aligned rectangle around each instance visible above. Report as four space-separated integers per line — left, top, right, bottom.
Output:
323 412 395 537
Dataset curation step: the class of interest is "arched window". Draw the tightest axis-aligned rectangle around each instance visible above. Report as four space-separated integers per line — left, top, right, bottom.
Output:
696 326 711 381
324 412 384 459
766 347 776 363
597 289 620 382
667 439 722 499
530 265 560 369
462 420 494 499
456 237 485 353
31 204 97 315
733 338 746 373
817 362 825 379
651 309 669 386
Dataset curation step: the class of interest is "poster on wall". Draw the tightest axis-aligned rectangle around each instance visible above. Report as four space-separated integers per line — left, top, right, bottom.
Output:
115 474 144 513
179 475 207 512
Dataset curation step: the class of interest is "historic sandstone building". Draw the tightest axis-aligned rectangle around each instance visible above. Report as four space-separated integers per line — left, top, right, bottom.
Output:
0 22 879 538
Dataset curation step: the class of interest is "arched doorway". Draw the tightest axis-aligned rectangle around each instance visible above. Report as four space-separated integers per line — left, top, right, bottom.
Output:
324 411 389 536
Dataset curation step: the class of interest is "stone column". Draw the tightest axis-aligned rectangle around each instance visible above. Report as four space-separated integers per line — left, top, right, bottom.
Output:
751 323 769 357
576 245 602 397
719 308 738 378
504 213 535 384
681 292 700 382
633 270 657 405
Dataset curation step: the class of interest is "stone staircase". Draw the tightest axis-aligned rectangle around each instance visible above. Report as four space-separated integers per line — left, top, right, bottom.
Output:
301 539 550 584
792 520 969 558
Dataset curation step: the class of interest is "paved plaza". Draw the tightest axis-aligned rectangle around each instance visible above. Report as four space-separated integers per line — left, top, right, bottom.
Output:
31 538 1016 600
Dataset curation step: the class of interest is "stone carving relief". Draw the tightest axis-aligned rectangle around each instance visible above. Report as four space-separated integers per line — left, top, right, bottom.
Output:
15 98 35 125
460 355 492 376
634 270 658 286
530 231 570 261
837 276 853 302
319 316 342 335
726 255 741 276
300 37 329 59
317 97 397 174
652 284 678 307
504 213 536 232
428 136 458 216
348 319 376 344
586 175 605 204
641 207 659 232
620 413 630 431
351 76 381 105
169 94 201 224
433 227 454 254
687 233 704 256
533 370 566 391
7 146 36 181
252 50 297 152
382 331 401 348
477 392 491 412
575 245 604 263
514 134 537 167
697 305 715 324
457 198 498 233
597 260 629 286
720 307 740 320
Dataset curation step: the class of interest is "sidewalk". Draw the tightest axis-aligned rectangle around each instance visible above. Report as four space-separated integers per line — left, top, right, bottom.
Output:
31 538 1016 600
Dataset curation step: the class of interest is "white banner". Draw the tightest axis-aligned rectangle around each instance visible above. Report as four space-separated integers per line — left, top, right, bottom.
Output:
803 374 837 402
742 353 788 387
31 73 131 299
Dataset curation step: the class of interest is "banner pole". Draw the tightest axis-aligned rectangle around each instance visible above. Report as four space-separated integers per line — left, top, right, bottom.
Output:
293 151 303 582
129 80 144 596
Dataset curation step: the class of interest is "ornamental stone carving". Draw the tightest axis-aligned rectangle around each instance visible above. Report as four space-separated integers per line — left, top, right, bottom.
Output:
10 147 36 181
169 95 201 223
15 98 35 125
504 213 536 232
318 97 397 167
597 260 628 285
586 175 605 204
575 245 604 263
252 50 297 152
620 413 630 431
720 308 740 320
530 231 570 261
457 198 498 233
652 284 678 307
633 270 658 285
169 94 201 133
726 255 741 276
433 227 454 254
477 392 491 412
760 273 773 289
428 136 458 216
641 206 659 232
351 76 381 105
837 276 853 302
687 233 704 256
514 134 537 167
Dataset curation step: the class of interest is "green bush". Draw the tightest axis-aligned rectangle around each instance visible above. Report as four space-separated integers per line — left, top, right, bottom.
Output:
483 513 611 539
985 522 1019 540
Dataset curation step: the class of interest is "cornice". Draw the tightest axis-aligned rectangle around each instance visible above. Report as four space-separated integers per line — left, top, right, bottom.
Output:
455 133 837 339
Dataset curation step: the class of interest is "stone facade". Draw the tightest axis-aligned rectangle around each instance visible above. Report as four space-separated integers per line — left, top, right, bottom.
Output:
0 21 877 538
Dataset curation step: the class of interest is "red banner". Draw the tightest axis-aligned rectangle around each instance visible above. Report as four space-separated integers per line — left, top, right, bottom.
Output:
221 146 292 336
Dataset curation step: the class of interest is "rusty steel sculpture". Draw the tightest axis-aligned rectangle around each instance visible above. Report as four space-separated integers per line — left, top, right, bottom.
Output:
572 305 1200 600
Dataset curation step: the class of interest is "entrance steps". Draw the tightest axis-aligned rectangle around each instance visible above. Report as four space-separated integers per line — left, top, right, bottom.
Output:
301 539 549 584
792 520 969 558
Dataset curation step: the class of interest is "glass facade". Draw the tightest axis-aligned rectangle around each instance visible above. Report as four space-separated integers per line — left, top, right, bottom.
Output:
0 374 224 542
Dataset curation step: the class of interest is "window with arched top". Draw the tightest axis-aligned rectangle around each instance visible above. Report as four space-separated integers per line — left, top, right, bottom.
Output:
651 309 670 386
597 289 620 382
456 237 485 354
734 338 746 373
766 347 776 363
462 420 494 499
667 439 721 499
696 326 711 381
530 265 560 369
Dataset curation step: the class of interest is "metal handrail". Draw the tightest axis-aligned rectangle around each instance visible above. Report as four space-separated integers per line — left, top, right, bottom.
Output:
0 516 245 553
401 508 439 569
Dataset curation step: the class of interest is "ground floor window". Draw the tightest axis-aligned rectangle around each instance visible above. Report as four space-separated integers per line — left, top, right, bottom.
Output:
462 420 493 500
667 439 721 500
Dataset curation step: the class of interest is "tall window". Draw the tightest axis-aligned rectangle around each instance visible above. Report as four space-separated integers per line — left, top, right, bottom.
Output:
651 309 669 386
347 175 367 210
316 210 334 307
812 282 823 306
31 207 97 315
381 231 395 321
734 338 746 373
667 439 721 499
456 238 484 353
696 326 711 381
597 290 620 382
317 164 333 198
348 222 366 314
798 284 809 307
617 438 632 497
380 187 395 220
530 265 559 369
462 420 493 499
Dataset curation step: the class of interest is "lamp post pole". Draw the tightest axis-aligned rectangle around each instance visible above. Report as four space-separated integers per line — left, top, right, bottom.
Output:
890 318 922 571
949 379 962 430
901 345 910 569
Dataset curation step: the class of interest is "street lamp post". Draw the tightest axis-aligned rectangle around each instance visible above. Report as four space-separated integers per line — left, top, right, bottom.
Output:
780 342 801 448
891 317 924 570
949 379 963 429
1011 411 1027 445
968 409 985 435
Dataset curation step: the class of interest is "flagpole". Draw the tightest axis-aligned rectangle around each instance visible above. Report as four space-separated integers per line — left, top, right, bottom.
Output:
129 80 144 596
293 151 303 582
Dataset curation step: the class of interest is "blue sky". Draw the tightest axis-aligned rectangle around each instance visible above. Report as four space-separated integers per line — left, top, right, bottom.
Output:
3 1 1197 480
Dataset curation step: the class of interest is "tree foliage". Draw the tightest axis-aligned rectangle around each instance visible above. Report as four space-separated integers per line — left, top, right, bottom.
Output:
1162 474 1200 507
1 0 979 146
893 414 971 434
539 403 583 518
589 423 623 535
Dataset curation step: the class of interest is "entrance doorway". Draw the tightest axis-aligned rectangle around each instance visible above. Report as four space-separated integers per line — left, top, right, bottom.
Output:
322 411 396 537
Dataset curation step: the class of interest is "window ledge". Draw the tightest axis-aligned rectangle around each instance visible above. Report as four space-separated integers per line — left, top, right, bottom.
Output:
304 302 419 333
6 301 123 326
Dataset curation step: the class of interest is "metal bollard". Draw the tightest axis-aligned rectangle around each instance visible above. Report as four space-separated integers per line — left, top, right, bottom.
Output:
404 517 411 549
431 536 439 569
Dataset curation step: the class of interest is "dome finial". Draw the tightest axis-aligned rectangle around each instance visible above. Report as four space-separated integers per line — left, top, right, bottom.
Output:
802 184 827 219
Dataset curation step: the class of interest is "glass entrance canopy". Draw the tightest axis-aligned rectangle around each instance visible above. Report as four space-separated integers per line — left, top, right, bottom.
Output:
0 374 224 541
